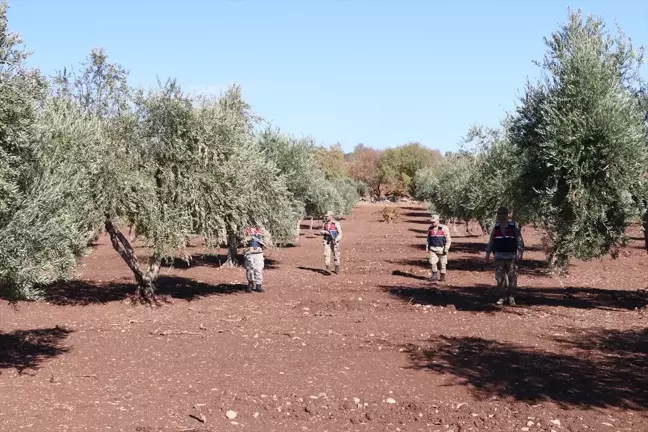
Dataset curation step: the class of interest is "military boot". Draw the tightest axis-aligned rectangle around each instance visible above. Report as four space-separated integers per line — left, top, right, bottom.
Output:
247 281 254 293
334 265 340 275
431 272 438 282
255 284 264 293
507 295 515 305
439 273 446 282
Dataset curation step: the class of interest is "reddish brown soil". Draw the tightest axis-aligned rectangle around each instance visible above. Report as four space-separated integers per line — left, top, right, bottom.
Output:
1 202 647 432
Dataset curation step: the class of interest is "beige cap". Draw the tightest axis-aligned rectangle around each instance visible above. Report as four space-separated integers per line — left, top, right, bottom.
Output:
430 214 440 222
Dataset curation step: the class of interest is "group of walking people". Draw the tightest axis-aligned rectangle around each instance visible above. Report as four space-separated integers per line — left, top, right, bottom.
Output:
425 206 525 305
242 211 343 293
243 206 525 306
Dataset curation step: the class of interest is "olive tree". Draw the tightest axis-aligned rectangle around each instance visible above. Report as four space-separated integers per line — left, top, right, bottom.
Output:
508 9 648 270
0 2 98 300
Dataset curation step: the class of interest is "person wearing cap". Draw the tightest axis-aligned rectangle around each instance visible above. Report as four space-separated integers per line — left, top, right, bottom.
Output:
243 226 266 292
485 206 525 305
320 211 343 274
426 214 452 282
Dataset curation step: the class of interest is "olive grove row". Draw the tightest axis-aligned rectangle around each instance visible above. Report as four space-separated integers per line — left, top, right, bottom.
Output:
412 10 648 271
0 2 360 301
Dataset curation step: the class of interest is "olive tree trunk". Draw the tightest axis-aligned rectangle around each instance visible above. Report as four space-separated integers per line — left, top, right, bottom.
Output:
104 218 161 301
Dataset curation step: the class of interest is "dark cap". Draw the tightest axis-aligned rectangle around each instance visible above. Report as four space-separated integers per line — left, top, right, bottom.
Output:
496 206 509 215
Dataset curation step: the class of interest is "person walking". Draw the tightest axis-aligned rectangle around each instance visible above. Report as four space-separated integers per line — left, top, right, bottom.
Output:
243 226 266 292
426 214 452 282
321 211 343 274
485 207 525 305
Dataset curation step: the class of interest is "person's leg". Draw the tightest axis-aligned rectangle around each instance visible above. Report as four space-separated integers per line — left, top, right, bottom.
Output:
333 242 341 274
428 251 439 281
506 260 518 305
253 253 264 292
439 254 448 281
323 242 331 270
495 260 508 304
244 254 255 292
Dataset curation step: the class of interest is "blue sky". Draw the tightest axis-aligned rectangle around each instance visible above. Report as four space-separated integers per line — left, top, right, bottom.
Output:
7 0 648 153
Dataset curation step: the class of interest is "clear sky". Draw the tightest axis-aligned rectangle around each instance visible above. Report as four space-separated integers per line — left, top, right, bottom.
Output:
7 0 648 153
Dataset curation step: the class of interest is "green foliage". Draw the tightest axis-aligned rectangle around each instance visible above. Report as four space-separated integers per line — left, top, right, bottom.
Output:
378 142 441 196
411 146 477 225
461 125 523 233
333 178 360 215
0 1 47 227
0 97 103 300
316 143 347 181
508 9 648 270
259 129 359 220
258 128 327 219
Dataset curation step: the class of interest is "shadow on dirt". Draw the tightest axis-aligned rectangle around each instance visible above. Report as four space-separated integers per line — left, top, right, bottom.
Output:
403 327 648 409
38 276 249 306
409 228 428 235
382 284 500 312
383 283 648 312
406 219 432 225
298 266 330 276
392 270 429 281
388 257 549 276
161 254 279 270
403 211 431 218
0 326 73 374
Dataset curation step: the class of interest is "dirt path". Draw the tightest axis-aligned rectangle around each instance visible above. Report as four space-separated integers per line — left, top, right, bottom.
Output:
1 202 647 432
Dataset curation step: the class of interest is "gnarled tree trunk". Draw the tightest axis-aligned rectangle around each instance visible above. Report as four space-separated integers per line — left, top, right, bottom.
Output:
105 218 161 302
223 231 239 267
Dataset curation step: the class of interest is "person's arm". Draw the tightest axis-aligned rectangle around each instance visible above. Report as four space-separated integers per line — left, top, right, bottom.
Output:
485 228 496 258
425 225 431 251
443 225 452 254
336 221 343 242
515 222 525 259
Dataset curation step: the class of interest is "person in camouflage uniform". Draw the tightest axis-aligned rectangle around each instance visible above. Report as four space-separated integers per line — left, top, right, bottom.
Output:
321 211 343 274
425 214 452 282
485 206 525 305
243 226 266 293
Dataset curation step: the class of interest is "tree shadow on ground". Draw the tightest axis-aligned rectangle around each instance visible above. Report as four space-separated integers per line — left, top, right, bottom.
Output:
403 328 648 409
0 326 73 374
298 266 330 276
161 254 279 270
400 206 426 211
406 219 431 225
392 270 429 281
39 275 249 306
408 228 427 235
387 257 549 277
410 241 545 254
403 211 431 218
381 284 500 312
383 283 648 312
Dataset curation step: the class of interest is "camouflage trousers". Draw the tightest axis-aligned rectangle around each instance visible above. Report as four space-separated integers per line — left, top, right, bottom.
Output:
495 259 517 296
428 249 447 273
324 241 341 267
244 249 264 285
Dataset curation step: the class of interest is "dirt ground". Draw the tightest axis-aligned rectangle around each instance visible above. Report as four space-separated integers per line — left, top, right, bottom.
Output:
1 202 647 432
